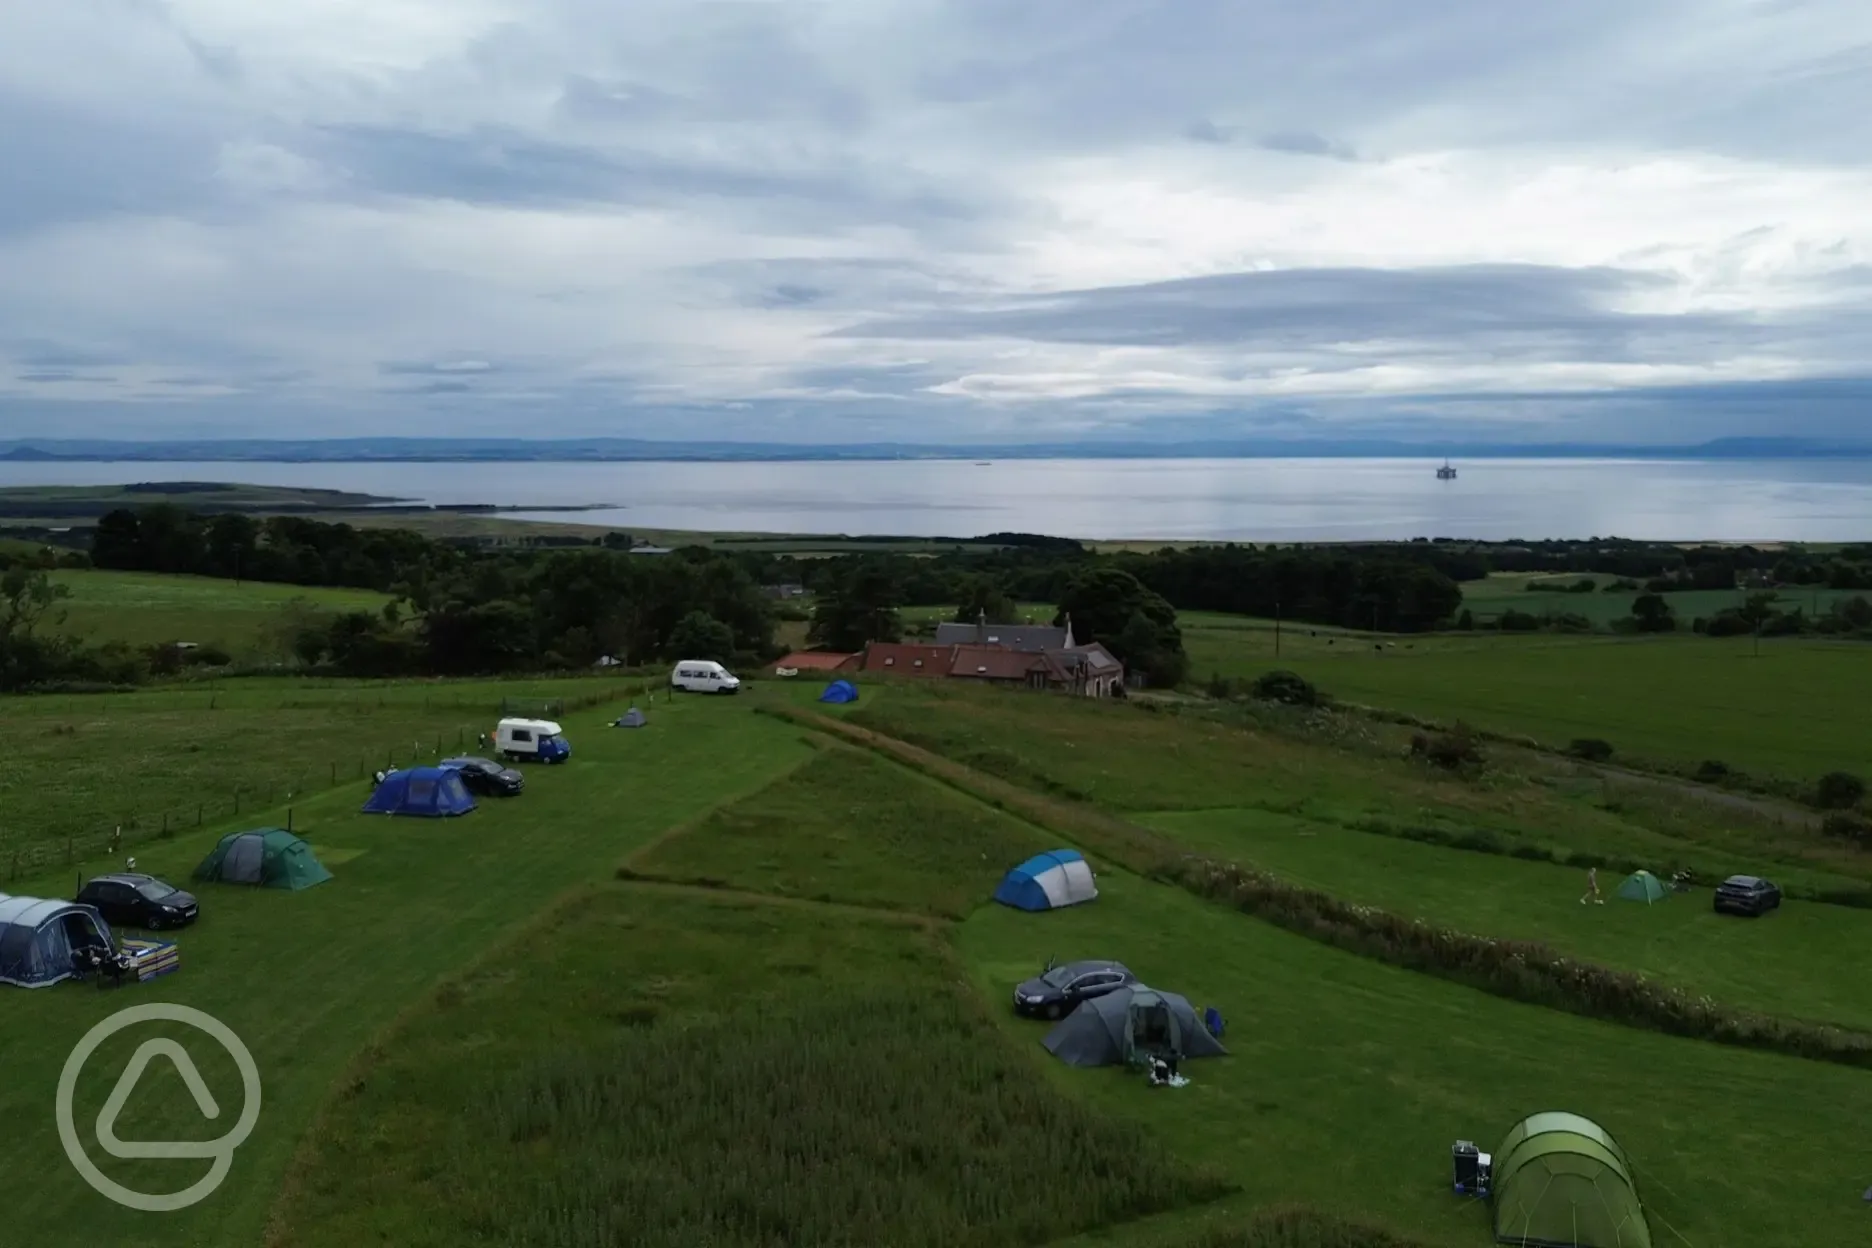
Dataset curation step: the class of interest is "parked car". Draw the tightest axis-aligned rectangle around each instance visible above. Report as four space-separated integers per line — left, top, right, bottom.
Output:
439 756 525 796
1012 958 1136 1020
75 873 199 931
1713 874 1782 917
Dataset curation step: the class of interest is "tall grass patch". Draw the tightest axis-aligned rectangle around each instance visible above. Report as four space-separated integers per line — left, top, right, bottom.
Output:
268 886 1232 1248
623 745 1051 917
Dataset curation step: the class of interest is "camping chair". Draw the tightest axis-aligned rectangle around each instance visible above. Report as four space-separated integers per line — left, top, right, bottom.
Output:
1203 1006 1226 1038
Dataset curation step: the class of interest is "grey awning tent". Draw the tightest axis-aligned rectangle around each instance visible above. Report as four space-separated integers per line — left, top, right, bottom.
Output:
613 707 647 727
0 895 116 988
1042 984 1227 1068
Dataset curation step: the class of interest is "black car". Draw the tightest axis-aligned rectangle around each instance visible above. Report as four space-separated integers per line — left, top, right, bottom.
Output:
1713 874 1782 917
1012 959 1136 1020
440 756 525 796
75 873 199 931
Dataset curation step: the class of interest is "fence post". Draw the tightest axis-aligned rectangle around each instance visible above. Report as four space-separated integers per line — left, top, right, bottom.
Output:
66 835 73 866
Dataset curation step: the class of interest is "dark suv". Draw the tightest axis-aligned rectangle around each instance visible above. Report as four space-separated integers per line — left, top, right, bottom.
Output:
1713 874 1782 917
75 873 200 931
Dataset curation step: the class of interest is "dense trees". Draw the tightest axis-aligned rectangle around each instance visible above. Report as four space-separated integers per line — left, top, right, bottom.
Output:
1054 568 1187 687
808 559 905 652
1120 546 1462 633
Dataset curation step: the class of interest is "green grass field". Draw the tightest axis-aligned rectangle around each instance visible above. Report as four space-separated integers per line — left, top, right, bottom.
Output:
1180 613 1872 781
9 613 1872 1246
0 675 651 871
1141 806 1872 1031
0 690 809 1248
1455 572 1859 627
45 569 389 657
265 690 1872 1246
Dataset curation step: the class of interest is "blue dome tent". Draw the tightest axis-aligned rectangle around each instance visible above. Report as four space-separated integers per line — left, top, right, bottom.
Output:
0 895 116 988
819 679 859 704
361 766 477 817
993 849 1098 911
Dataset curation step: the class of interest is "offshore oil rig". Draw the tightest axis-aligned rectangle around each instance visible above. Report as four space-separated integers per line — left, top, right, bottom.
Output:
1437 459 1458 480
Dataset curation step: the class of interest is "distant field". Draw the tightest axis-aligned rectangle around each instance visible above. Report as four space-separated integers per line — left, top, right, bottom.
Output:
1458 571 1859 626
1180 612 1872 781
46 569 388 656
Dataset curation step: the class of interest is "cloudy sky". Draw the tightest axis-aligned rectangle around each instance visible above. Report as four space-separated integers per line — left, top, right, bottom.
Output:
5 0 1872 445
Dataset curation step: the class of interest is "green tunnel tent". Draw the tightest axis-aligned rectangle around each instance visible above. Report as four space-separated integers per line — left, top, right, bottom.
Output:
194 828 333 891
1616 870 1667 904
1492 1111 1651 1247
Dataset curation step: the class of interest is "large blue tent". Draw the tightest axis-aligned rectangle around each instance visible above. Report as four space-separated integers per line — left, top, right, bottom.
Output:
361 766 477 817
0 895 116 988
993 849 1099 911
819 679 859 704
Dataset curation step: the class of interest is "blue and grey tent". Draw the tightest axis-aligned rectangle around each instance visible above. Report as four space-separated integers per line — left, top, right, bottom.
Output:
819 679 859 704
361 766 476 817
993 849 1098 911
0 895 116 988
613 707 647 728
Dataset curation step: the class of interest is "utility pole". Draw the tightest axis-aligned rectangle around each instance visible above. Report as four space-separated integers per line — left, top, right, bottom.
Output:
1274 599 1281 659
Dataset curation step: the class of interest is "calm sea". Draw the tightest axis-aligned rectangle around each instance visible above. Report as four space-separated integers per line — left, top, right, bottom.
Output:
3 458 1870 542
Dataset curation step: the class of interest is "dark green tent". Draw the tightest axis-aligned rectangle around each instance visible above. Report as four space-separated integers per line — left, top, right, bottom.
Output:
1616 871 1667 904
193 828 333 891
1493 1111 1651 1247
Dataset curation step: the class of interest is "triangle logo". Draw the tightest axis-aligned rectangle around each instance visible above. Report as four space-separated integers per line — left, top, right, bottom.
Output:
95 1038 226 1161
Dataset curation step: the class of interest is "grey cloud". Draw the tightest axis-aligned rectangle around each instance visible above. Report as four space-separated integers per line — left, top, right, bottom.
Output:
1257 130 1361 161
16 370 95 383
829 264 1749 364
1184 120 1235 144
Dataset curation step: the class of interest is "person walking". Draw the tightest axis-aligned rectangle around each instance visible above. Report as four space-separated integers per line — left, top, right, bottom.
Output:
1580 866 1604 905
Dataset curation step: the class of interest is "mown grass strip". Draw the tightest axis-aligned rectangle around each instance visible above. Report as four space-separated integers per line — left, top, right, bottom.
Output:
765 705 1872 1074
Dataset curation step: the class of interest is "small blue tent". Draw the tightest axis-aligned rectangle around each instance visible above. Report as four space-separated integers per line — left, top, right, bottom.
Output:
993 849 1098 911
819 679 859 704
0 895 116 988
361 766 477 817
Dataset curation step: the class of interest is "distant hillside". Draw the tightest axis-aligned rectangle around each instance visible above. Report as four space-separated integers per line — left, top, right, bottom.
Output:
2 435 1869 463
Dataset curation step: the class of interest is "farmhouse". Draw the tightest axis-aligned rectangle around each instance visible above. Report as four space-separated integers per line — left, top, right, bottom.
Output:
858 627 1124 697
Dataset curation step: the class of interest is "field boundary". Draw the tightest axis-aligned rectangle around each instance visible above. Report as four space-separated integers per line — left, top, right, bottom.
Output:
763 705 1872 1072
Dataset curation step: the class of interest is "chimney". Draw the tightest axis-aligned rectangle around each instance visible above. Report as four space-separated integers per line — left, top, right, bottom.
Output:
1063 612 1074 649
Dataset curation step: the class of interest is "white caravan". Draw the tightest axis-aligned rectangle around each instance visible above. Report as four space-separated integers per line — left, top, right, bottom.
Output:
670 660 741 694
494 717 572 763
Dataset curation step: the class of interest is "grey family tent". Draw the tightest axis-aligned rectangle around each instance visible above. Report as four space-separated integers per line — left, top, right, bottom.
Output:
0 895 116 988
994 849 1098 911
613 707 647 728
1492 1111 1651 1248
1616 870 1667 904
819 679 859 704
1042 985 1228 1068
361 766 476 817
194 828 334 890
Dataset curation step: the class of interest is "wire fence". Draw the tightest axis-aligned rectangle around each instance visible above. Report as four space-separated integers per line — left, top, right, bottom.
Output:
3 681 660 885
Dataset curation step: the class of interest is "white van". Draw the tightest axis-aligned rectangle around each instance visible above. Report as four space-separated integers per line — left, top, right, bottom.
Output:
494 717 572 763
670 660 741 695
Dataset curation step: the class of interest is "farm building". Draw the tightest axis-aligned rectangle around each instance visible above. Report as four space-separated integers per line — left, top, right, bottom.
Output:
860 637 1124 697
772 651 859 676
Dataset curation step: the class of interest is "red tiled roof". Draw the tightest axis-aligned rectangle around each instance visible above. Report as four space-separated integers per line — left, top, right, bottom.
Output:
948 644 1047 681
860 643 955 675
773 651 857 671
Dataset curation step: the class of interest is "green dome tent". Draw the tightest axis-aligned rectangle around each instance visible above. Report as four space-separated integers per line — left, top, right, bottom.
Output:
194 828 333 891
1616 870 1667 904
1493 1111 1651 1247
